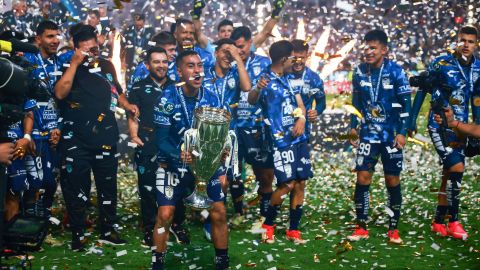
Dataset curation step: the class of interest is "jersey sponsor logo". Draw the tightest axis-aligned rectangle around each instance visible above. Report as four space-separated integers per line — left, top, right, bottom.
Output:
106 73 113 82
447 70 459 78
154 115 170 125
356 155 364 166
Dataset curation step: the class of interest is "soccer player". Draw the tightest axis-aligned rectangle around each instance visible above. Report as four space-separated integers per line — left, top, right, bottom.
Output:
347 30 411 244
409 26 480 240
203 38 251 228
127 47 174 247
231 26 274 225
22 20 63 217
248 40 310 244
152 50 230 270
124 13 155 74
288 39 326 139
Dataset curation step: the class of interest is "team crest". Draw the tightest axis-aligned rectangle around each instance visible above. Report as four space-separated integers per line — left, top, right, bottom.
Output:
382 77 391 88
228 77 236 89
357 155 364 166
106 73 113 82
138 166 145 175
253 66 261 77
165 186 174 199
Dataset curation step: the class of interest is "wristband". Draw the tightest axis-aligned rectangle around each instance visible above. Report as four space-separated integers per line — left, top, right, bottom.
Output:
23 134 32 142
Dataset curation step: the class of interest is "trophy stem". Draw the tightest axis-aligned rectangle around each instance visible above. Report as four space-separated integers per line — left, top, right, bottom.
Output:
184 184 214 210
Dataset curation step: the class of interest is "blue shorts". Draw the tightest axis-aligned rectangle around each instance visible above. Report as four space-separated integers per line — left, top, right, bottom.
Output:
7 159 29 194
354 138 403 176
272 141 312 185
25 140 58 189
155 164 224 206
428 127 465 169
237 126 274 169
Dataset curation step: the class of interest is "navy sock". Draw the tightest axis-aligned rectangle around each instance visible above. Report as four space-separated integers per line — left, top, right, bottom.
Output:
259 192 272 217
354 184 370 229
152 251 166 270
214 248 228 257
289 205 303 230
387 184 402 230
264 204 280 226
447 172 463 222
434 205 448 224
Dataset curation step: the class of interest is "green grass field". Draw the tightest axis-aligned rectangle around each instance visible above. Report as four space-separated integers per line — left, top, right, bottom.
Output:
5 94 480 270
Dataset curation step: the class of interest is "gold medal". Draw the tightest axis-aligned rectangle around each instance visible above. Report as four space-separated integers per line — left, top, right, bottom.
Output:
371 108 380 117
473 96 480 107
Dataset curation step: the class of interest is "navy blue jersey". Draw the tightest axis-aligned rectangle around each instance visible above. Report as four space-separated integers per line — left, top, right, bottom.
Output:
153 84 221 165
288 67 326 138
259 68 307 149
236 53 271 128
351 58 411 142
23 53 63 140
203 66 242 128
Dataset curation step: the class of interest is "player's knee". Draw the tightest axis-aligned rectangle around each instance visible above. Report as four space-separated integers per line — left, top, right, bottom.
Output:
385 175 400 187
156 207 174 224
356 171 372 185
210 203 227 223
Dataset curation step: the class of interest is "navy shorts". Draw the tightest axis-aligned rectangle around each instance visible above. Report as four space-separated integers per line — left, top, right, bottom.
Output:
354 138 403 176
428 127 465 169
237 126 274 169
25 140 58 189
155 164 225 206
7 159 29 194
272 141 312 185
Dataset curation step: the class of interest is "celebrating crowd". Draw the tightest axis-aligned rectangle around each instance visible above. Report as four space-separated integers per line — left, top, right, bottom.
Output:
1 0 480 269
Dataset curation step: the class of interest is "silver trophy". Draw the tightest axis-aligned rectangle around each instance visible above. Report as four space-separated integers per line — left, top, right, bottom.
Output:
183 107 237 210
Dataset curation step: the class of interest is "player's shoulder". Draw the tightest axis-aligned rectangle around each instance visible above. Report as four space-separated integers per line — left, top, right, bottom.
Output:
254 53 270 64
305 67 321 80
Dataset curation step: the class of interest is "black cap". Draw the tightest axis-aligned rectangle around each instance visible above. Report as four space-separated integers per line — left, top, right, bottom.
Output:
133 13 145 21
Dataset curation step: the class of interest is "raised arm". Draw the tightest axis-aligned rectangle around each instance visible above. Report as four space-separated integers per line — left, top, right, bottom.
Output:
54 49 85 100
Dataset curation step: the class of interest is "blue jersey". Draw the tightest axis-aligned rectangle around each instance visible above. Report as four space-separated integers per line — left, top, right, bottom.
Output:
23 53 63 140
153 84 221 165
236 53 271 128
203 66 242 128
7 100 37 140
287 67 326 138
351 58 411 142
422 55 480 127
259 68 307 149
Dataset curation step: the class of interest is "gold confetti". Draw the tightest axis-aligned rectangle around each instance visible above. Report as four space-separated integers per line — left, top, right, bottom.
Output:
97 113 105 122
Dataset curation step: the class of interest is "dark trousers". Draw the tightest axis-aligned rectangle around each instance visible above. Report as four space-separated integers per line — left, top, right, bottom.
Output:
60 146 118 236
134 152 157 233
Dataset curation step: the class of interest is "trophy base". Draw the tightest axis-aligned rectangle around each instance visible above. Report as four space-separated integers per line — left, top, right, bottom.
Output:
184 189 214 210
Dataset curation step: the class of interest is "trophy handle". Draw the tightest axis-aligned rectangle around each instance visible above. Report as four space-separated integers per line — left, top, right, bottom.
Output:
224 130 239 177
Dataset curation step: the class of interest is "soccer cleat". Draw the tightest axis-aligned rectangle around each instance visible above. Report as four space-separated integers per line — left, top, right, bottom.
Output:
431 222 448 237
141 230 153 248
286 230 307 244
261 224 275 244
203 222 212 242
98 231 127 246
387 229 403 244
347 226 369 241
71 235 88 251
447 221 468 240
170 224 191 245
